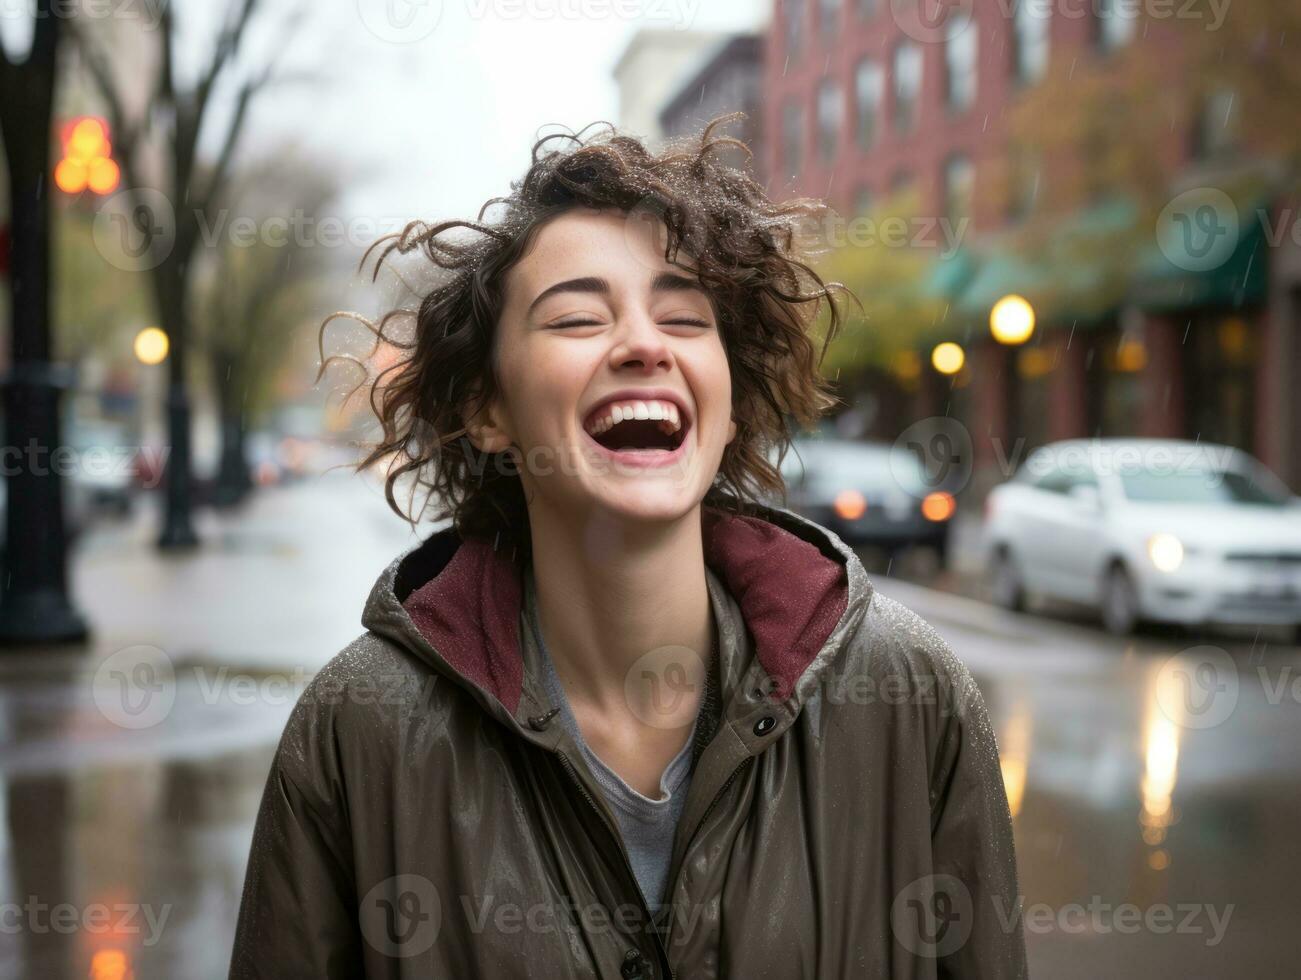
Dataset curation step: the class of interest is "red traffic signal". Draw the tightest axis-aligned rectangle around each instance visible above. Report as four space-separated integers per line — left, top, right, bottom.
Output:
55 116 120 195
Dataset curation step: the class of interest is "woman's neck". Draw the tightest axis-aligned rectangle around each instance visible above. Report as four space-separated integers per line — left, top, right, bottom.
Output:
527 501 715 721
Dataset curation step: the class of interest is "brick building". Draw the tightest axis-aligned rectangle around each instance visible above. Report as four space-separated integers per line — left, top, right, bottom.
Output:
659 34 765 175
761 0 1301 492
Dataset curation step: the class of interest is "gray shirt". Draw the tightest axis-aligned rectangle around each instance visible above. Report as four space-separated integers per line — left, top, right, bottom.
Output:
524 569 709 912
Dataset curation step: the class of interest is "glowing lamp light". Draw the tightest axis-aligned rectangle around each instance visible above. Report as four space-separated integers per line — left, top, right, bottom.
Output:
87 156 121 194
134 326 169 365
54 157 88 194
833 489 867 521
921 491 956 522
990 294 1036 345
930 342 965 375
89 949 129 980
55 115 119 195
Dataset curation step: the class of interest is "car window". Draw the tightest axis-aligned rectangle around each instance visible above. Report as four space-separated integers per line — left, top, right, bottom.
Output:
1119 465 1290 506
1028 461 1097 494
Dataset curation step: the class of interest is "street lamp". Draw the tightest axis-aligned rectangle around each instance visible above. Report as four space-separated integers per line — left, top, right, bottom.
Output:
134 327 169 366
931 341 965 375
990 294 1036 345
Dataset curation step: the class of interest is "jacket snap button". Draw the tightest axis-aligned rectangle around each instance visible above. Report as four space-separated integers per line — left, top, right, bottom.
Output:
753 715 776 736
527 707 561 731
621 949 646 979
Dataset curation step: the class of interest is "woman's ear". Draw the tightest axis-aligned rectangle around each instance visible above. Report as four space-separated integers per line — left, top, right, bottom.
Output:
464 389 514 455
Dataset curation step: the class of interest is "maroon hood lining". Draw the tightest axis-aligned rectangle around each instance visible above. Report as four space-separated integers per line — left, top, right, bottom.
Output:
400 507 851 717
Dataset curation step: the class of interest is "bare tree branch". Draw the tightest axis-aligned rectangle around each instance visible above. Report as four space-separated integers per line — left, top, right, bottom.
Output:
192 0 260 136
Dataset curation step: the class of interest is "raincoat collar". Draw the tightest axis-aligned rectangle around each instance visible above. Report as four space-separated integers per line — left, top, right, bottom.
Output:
361 501 872 737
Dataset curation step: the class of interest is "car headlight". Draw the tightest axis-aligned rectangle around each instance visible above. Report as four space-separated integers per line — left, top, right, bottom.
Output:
1147 533 1184 572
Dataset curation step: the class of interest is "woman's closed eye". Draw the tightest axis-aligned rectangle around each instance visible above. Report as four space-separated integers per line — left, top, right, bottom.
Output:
547 316 713 329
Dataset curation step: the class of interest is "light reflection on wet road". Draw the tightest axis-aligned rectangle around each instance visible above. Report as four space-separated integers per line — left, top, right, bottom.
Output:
878 579 1301 979
1 473 1297 978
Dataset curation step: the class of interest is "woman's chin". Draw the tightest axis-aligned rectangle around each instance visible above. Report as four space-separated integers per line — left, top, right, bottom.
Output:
580 479 703 525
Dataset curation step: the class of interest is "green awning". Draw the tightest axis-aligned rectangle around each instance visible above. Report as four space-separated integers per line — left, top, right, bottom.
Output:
953 250 1050 318
1130 193 1268 311
921 246 978 301
951 198 1140 326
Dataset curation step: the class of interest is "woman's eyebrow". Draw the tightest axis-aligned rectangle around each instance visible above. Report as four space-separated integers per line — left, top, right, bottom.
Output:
526 272 707 316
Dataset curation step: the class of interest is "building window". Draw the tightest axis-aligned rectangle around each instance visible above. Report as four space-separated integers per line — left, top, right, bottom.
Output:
889 169 915 198
1012 0 1051 85
944 16 978 111
892 41 922 134
819 0 840 37
784 0 805 58
855 57 884 149
1191 85 1237 160
1095 0 1138 52
943 154 975 225
858 0 879 17
1007 146 1041 222
816 80 842 162
854 185 873 217
782 100 804 177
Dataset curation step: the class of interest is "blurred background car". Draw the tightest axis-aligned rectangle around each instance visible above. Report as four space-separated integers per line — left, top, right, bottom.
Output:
983 438 1301 637
768 436 957 563
63 417 135 521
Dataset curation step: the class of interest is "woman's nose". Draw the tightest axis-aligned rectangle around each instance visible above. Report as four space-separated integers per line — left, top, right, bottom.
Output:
610 311 673 371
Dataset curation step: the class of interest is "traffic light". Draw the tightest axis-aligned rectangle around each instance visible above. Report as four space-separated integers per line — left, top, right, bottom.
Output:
54 116 120 195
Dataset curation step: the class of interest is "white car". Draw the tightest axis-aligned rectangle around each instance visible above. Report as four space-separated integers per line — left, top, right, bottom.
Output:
983 439 1301 636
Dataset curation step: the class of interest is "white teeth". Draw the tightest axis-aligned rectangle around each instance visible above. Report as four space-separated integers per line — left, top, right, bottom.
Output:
585 399 684 437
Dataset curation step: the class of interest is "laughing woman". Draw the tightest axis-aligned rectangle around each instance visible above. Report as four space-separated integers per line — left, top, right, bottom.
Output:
229 116 1027 979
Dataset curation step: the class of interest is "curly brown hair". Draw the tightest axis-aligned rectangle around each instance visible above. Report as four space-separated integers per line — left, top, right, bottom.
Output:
318 113 850 562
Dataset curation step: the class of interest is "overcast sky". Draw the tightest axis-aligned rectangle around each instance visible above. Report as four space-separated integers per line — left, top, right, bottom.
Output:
201 0 769 229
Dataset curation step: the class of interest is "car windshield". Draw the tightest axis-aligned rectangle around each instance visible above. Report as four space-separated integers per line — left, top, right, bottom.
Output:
1119 466 1292 506
785 443 929 495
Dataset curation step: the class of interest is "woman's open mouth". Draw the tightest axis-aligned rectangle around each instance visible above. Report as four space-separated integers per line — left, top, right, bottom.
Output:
581 398 690 469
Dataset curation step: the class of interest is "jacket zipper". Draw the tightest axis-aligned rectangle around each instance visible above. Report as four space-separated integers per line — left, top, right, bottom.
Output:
555 750 669 978
558 745 756 980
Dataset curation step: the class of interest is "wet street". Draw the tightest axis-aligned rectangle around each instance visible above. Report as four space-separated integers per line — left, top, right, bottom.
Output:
1 473 1298 978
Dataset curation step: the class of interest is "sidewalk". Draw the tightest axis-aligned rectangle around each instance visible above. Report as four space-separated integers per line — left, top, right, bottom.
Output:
0 469 423 980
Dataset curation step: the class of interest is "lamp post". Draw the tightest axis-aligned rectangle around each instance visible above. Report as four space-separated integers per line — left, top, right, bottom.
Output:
988 295 1036 468
0 23 91 644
